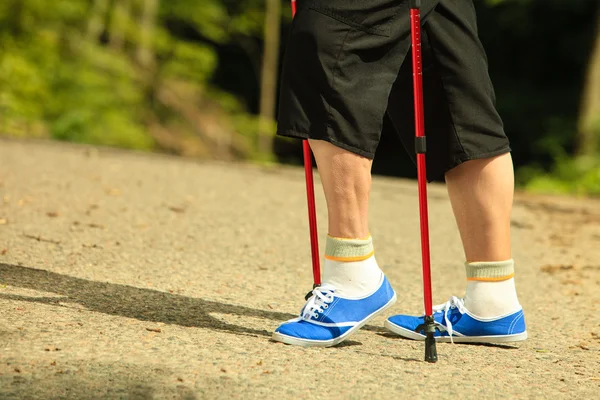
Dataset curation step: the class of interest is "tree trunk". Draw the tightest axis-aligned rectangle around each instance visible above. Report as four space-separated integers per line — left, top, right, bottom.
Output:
136 0 159 69
10 0 25 36
87 0 109 42
577 9 600 157
109 0 132 51
257 0 281 155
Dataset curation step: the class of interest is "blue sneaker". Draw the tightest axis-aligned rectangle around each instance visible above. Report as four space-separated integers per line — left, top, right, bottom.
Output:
272 275 396 347
385 296 527 343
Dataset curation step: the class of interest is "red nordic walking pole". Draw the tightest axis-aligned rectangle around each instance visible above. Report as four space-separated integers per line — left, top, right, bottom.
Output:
291 0 322 290
303 139 321 288
410 0 438 363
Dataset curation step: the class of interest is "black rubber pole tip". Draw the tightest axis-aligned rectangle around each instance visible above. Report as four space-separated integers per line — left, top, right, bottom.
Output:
305 283 319 300
424 333 438 363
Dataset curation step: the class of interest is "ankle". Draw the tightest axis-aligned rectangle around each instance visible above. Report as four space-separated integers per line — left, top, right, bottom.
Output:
463 260 521 318
322 235 383 298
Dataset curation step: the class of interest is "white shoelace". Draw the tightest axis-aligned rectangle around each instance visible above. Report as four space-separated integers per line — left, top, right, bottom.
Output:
302 285 336 321
431 296 467 343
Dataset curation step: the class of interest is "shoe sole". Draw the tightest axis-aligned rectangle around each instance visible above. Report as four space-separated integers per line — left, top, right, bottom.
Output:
272 293 397 348
384 320 528 343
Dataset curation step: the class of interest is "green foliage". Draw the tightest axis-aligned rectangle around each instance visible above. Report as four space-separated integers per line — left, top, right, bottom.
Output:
515 117 600 196
161 0 229 43
0 51 49 123
521 156 600 196
0 0 272 157
49 44 152 149
225 0 268 37
162 41 217 82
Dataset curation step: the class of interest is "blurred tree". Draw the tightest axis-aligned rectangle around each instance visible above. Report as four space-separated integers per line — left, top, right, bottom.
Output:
577 8 600 156
87 0 109 41
137 0 159 69
109 0 132 51
258 0 281 155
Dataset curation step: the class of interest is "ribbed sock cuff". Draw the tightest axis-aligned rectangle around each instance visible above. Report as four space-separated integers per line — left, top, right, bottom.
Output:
325 235 374 262
465 259 514 282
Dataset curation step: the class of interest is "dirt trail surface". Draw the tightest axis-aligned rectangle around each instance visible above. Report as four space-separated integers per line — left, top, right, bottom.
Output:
1 138 599 399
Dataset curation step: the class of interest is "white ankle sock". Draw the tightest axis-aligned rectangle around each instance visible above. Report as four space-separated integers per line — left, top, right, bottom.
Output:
463 259 522 318
321 235 383 298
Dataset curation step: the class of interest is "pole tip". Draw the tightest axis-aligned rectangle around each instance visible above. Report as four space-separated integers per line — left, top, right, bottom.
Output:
424 333 438 363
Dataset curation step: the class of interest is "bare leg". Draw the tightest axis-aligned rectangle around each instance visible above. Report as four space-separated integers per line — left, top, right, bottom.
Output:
308 140 372 239
445 153 513 262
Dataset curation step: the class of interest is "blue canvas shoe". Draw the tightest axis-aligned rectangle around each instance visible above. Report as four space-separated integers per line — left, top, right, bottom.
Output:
385 296 527 343
272 275 396 347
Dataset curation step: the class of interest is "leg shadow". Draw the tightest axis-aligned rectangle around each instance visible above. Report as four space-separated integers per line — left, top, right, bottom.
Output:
0 263 296 338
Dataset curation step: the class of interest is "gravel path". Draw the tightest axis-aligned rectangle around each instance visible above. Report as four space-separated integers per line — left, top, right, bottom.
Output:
1 138 599 399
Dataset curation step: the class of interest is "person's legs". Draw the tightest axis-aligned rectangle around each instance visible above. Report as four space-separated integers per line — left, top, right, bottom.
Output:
308 140 372 239
272 140 396 347
445 153 521 318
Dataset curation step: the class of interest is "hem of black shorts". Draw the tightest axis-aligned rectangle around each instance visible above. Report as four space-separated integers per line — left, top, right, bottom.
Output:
427 147 512 182
277 129 376 160
446 146 512 177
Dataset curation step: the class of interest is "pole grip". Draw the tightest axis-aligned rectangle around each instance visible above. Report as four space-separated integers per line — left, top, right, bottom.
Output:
415 137 426 154
409 0 421 9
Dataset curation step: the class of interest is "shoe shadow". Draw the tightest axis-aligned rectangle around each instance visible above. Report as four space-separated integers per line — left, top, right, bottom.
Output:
457 342 520 350
268 339 363 348
376 332 520 349
0 263 296 338
361 325 389 334
332 340 362 348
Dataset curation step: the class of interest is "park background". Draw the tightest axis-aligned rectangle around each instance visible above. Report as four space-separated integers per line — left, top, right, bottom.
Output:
1 0 599 195
2 2 600 397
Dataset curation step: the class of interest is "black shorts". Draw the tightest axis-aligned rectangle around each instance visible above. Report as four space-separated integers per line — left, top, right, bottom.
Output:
277 0 511 181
